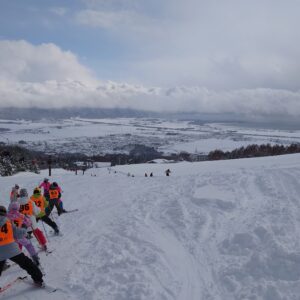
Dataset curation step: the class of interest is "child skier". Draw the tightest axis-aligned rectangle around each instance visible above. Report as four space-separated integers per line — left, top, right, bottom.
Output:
10 184 20 202
0 206 44 286
54 182 66 214
7 202 40 265
18 188 48 251
47 182 64 216
39 178 51 200
30 187 60 235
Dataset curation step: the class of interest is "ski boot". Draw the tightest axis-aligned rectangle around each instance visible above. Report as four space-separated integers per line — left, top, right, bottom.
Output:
32 255 40 266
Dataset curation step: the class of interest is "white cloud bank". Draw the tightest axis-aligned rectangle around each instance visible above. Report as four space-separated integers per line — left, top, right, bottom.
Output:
0 40 299 118
0 40 94 83
75 0 300 91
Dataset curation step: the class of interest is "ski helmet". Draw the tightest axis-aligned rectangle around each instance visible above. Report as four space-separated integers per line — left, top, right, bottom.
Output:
33 187 41 195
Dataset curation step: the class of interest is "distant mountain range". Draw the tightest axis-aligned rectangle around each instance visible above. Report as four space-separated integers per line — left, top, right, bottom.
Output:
0 107 158 120
0 107 299 130
0 107 242 122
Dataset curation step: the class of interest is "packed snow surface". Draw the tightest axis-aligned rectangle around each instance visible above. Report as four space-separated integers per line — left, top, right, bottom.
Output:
1 154 300 299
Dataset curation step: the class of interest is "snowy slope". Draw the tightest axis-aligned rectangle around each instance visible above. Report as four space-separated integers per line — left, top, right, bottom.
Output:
1 154 300 299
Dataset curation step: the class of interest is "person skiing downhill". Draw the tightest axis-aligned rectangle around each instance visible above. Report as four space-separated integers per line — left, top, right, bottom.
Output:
30 187 60 235
39 178 51 200
18 189 48 251
53 182 66 214
0 205 44 286
10 184 20 202
47 182 64 216
7 202 40 265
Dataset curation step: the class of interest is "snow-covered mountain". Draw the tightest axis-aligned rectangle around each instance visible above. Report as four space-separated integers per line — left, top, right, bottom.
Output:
1 153 300 299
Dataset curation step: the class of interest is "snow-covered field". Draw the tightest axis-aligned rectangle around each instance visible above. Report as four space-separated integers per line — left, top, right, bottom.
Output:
1 118 299 155
1 153 300 299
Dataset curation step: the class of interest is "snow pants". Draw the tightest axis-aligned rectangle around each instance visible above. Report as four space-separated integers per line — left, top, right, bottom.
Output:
46 198 63 216
33 228 47 247
37 215 58 231
0 253 43 282
58 200 65 211
17 237 37 257
44 192 50 201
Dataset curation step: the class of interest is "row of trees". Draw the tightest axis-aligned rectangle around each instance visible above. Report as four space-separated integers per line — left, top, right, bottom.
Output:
2 143 300 176
0 145 40 176
208 143 300 161
0 144 163 175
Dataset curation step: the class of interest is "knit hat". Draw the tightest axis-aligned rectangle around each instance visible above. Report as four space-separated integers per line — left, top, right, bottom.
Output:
19 188 28 198
0 205 7 216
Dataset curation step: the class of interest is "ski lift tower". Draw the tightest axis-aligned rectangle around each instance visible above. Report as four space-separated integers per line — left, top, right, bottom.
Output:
47 155 52 177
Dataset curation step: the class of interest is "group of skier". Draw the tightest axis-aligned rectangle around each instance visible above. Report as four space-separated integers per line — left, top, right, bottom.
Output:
0 178 65 288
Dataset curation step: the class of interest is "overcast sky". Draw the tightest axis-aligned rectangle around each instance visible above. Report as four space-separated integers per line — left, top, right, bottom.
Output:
0 0 300 118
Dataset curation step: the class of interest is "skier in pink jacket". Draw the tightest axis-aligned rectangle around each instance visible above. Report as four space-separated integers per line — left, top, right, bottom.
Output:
39 178 51 200
7 202 40 265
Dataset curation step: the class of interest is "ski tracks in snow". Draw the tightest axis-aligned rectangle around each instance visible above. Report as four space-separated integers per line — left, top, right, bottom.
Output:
212 166 300 299
2 157 300 299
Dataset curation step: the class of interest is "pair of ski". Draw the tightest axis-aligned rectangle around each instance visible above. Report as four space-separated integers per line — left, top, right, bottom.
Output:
64 208 79 213
0 276 58 293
